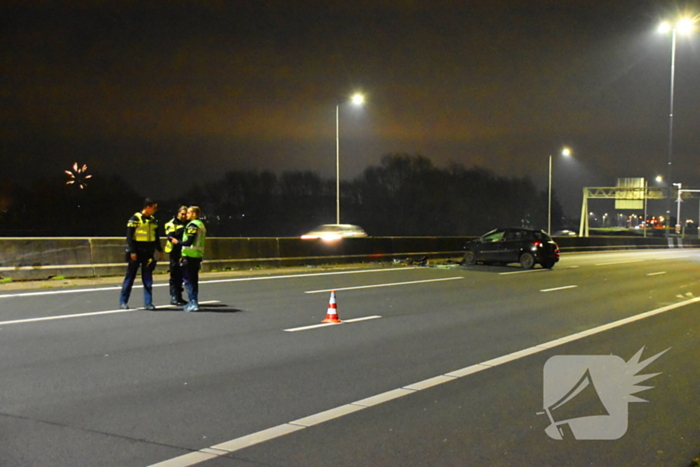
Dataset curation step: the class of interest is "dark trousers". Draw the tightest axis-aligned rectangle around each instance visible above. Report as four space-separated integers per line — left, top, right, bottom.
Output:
182 256 202 303
169 252 184 298
120 251 156 305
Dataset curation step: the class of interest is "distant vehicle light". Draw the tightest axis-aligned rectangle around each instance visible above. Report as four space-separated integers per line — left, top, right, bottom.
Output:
301 224 368 241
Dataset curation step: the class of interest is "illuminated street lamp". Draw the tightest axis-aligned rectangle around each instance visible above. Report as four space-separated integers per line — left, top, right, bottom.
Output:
658 17 695 236
548 147 572 234
336 93 365 224
674 182 682 233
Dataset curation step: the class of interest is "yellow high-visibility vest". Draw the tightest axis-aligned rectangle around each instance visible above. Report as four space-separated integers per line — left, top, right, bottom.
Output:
129 212 157 242
164 218 185 253
182 219 207 258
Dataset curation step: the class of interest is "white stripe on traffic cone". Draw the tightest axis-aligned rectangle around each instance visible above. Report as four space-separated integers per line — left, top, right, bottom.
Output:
321 290 341 323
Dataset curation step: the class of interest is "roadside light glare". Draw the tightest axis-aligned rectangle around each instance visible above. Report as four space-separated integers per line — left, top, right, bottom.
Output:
678 18 694 34
351 93 365 105
659 19 695 34
562 147 571 157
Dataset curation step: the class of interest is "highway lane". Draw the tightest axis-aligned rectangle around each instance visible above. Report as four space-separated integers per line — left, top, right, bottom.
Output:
0 249 698 465
199 303 697 467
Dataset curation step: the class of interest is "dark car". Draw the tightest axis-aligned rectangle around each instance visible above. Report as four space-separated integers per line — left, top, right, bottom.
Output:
463 228 560 269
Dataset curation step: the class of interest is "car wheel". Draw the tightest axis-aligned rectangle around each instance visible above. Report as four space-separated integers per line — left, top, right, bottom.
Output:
519 252 535 269
542 260 555 269
463 251 476 266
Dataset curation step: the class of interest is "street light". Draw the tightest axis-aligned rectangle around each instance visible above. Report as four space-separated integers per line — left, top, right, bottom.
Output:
548 147 572 234
336 93 365 224
658 17 695 236
673 182 682 233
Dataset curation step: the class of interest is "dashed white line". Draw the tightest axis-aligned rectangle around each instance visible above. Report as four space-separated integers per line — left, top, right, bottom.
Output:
0 268 418 299
0 286 123 299
284 315 382 332
305 277 463 294
0 308 139 325
540 285 578 293
499 269 548 275
0 301 221 326
149 296 700 467
647 271 667 276
595 259 645 266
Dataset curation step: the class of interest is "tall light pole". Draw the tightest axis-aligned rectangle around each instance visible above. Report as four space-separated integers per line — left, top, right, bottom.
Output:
674 182 682 234
548 147 571 234
658 18 694 236
336 93 365 224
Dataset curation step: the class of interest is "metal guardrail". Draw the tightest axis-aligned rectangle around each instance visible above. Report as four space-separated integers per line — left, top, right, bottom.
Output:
0 235 697 281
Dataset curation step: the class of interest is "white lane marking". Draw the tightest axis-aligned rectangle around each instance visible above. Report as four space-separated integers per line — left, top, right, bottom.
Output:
195 425 305 458
0 286 123 299
595 259 645 266
0 308 139 325
305 277 463 294
404 375 458 390
499 269 549 275
148 295 700 467
204 267 416 285
0 301 221 326
284 315 382 332
647 271 667 276
0 268 417 299
289 405 365 427
540 285 578 293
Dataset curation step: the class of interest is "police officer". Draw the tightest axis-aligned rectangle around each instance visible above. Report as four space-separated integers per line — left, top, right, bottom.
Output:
119 198 162 310
174 206 206 312
164 206 188 306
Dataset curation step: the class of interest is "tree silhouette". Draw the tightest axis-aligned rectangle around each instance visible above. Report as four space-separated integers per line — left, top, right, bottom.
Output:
0 154 562 237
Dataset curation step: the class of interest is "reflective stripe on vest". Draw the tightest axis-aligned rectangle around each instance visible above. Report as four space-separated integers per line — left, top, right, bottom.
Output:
182 219 206 258
132 212 157 242
164 218 184 253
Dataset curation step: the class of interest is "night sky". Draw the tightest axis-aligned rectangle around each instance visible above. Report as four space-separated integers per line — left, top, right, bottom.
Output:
2 1 700 217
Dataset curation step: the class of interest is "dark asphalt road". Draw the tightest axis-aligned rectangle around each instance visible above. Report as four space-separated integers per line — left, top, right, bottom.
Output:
0 250 698 466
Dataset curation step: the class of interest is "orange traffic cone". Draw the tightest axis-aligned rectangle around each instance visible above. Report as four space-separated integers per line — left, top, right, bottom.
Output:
322 290 342 323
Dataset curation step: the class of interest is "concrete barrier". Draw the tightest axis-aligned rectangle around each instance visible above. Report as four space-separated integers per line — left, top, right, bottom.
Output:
0 235 698 281
553 235 693 251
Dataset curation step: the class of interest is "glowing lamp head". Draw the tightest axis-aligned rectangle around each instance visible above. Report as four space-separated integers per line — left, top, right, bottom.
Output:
659 18 695 34
351 93 365 106
677 18 694 34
